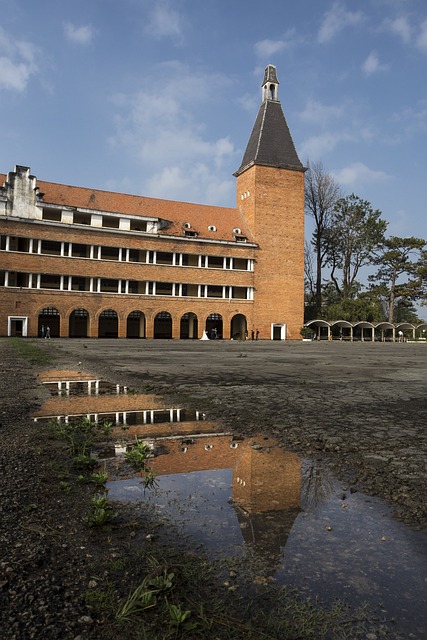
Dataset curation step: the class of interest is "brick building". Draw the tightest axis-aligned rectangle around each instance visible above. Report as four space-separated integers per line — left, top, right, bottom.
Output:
0 65 305 340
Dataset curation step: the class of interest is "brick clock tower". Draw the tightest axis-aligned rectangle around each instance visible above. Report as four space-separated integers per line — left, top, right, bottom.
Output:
235 65 305 340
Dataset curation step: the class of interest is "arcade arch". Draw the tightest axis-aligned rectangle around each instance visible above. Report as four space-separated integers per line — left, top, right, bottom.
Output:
38 306 60 338
230 313 247 340
69 308 89 338
127 310 146 338
205 313 223 339
98 309 118 338
154 311 172 339
180 312 198 339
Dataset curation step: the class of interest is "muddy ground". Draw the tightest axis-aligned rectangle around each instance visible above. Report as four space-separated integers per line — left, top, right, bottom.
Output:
55 338 427 530
1 337 426 639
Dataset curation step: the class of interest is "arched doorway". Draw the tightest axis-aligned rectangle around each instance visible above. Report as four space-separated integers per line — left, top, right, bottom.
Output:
154 311 172 339
98 309 118 338
230 314 247 340
127 311 146 338
205 313 223 340
38 307 60 338
180 312 198 339
69 308 89 338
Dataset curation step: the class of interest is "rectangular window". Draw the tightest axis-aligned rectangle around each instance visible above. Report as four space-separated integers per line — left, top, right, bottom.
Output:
181 284 198 297
156 282 173 296
71 277 88 291
73 211 91 225
100 279 119 293
129 249 145 263
156 251 174 265
40 274 61 289
0 271 5 286
207 256 223 269
233 257 248 270
0 236 6 250
130 220 147 232
100 246 120 261
40 240 62 256
232 286 247 299
207 285 223 298
181 254 198 267
102 215 120 229
71 244 90 258
128 281 146 294
16 273 29 287
42 208 62 222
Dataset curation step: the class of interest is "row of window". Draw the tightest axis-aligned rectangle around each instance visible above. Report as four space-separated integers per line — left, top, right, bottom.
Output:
0 270 253 300
42 206 155 233
40 207 247 241
0 235 254 271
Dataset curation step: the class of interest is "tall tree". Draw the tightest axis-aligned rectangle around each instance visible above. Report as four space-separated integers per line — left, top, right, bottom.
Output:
304 160 341 311
325 194 387 300
369 236 426 322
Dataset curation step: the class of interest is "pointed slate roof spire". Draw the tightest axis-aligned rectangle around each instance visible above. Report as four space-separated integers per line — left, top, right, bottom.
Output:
234 65 304 177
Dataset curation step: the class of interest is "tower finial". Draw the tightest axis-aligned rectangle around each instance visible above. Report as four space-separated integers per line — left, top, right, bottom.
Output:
262 64 279 102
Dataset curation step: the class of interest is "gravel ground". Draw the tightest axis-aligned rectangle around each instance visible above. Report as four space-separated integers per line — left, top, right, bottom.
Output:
1 337 426 639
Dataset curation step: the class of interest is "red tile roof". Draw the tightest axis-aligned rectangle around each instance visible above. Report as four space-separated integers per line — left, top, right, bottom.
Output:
1 171 254 244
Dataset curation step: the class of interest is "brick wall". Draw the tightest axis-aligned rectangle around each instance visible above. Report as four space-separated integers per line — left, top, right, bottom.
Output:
237 165 305 339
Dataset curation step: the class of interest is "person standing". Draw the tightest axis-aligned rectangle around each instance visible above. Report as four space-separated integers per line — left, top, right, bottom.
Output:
45 326 51 339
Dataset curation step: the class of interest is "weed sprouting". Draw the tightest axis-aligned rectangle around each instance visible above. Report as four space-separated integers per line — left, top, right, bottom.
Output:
49 417 112 458
9 337 52 365
124 439 158 491
84 494 115 527
91 470 109 487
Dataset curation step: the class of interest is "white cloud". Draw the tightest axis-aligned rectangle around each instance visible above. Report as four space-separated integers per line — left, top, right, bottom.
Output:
64 22 95 45
146 1 184 41
300 99 344 125
255 39 286 58
254 29 299 58
384 16 412 44
318 2 364 43
300 131 353 158
332 162 390 187
362 51 388 75
0 27 38 91
144 164 234 205
109 62 237 205
416 19 427 53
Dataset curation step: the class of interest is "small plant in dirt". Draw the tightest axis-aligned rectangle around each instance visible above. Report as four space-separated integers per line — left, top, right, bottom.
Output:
124 439 157 490
84 494 115 527
72 454 98 471
116 566 175 623
90 470 109 487
166 602 196 633
49 417 112 458
59 480 72 494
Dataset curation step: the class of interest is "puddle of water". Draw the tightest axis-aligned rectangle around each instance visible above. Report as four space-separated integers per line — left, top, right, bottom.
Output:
34 370 427 639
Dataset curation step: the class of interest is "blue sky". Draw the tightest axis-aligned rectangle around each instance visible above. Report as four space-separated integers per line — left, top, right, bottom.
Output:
1 0 426 243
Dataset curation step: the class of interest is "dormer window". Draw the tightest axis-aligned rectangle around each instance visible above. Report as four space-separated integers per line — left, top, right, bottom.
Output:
184 230 198 238
208 225 216 232
183 222 191 229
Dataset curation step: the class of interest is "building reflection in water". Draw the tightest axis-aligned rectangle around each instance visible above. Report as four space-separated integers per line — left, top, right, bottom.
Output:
33 370 302 574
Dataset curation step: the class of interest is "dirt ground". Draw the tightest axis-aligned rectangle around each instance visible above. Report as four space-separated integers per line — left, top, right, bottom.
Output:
53 338 427 530
1 336 426 639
